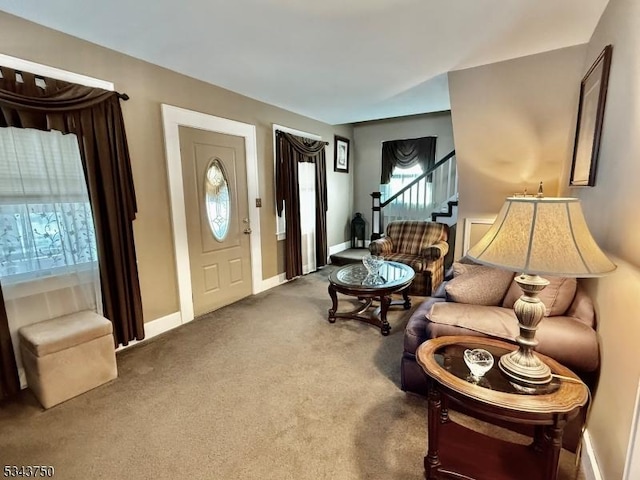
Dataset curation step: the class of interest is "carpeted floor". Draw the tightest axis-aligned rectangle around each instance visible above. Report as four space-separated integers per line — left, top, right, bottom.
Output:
0 268 584 479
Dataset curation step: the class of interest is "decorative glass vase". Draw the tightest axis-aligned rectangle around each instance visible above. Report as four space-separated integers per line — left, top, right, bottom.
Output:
463 348 494 380
362 254 384 276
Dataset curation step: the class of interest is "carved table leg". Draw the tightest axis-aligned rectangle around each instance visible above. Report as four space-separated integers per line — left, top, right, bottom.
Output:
440 396 450 423
425 381 442 479
328 284 338 323
379 295 392 335
402 288 411 310
531 425 545 454
543 415 567 480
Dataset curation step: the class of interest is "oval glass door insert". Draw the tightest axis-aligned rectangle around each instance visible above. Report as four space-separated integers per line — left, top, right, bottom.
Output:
204 159 230 241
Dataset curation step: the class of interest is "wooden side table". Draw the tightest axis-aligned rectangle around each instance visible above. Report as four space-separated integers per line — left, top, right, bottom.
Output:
416 336 589 480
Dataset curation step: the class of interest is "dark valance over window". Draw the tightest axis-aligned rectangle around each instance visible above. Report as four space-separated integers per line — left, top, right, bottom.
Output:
0 67 144 388
275 131 328 280
381 136 437 184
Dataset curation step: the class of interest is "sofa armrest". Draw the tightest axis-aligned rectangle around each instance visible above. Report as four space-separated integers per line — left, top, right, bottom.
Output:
444 266 454 281
566 282 596 328
369 237 394 256
421 240 449 260
432 280 448 298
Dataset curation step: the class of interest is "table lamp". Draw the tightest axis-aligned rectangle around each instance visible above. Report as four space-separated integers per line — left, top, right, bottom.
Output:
466 195 615 388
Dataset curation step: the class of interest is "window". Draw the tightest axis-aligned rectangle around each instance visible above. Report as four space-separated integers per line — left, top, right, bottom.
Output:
380 164 431 205
204 159 231 242
272 124 322 241
0 127 98 284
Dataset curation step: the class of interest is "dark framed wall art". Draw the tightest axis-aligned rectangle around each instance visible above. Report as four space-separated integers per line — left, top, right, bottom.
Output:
569 44 613 187
334 136 350 173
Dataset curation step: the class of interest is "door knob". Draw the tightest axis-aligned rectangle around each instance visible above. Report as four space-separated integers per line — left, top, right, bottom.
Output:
243 217 252 234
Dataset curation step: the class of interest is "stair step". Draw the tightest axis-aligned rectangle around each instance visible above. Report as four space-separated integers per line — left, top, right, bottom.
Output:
431 200 458 222
329 248 369 266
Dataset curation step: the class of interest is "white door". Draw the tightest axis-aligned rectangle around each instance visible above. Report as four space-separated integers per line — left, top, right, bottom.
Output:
179 126 252 316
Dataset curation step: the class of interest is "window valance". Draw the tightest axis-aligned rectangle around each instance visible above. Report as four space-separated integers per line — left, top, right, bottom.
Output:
0 66 143 359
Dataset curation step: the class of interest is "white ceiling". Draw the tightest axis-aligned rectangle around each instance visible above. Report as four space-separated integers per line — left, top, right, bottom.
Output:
0 0 609 125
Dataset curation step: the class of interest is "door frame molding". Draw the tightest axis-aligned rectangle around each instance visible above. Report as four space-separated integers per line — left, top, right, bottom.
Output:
161 104 262 323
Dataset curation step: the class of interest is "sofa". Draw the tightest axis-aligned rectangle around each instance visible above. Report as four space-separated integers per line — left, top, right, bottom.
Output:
369 220 449 296
400 260 599 452
401 261 599 395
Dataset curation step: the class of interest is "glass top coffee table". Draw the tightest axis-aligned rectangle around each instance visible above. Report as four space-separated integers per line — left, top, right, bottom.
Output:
327 261 415 335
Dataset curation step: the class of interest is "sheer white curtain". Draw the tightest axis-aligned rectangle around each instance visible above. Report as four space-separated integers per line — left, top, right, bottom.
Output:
381 164 433 225
0 128 98 279
298 162 316 275
0 127 102 313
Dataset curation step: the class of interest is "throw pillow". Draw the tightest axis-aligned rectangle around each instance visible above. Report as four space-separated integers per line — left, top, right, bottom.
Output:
501 275 577 317
444 262 515 306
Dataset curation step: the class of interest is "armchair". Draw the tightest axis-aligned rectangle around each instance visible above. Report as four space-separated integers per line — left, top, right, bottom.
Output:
369 221 449 296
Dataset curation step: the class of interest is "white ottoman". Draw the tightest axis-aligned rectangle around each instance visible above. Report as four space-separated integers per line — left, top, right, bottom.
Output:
19 311 118 409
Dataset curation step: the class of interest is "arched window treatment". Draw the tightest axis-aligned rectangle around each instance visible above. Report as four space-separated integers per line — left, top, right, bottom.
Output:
275 131 328 280
381 136 437 184
0 66 144 399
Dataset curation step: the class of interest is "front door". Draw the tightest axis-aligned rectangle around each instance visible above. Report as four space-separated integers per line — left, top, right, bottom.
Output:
179 126 252 316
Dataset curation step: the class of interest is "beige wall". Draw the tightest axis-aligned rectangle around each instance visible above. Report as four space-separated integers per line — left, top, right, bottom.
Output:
448 45 587 258
561 0 640 477
0 12 353 323
352 112 454 238
449 9 640 476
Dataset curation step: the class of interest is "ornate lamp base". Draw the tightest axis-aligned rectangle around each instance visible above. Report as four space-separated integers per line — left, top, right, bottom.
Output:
498 274 552 387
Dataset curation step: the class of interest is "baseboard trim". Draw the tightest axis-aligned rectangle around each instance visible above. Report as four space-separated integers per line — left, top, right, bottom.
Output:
116 312 182 352
257 242 351 285
328 241 351 257
18 313 183 388
259 273 288 292
581 429 603 480
117 273 295 352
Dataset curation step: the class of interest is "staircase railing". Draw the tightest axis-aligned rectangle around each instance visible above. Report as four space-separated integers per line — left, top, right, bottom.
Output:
371 150 457 240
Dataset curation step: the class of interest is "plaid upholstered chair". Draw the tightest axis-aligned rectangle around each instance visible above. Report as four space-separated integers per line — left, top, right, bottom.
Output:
369 221 449 296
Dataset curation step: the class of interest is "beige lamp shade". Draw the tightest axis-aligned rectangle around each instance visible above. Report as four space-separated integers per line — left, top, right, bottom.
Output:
466 197 616 277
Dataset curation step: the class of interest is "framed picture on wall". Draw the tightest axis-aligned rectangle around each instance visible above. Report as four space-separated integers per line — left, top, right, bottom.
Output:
569 44 613 187
334 136 350 173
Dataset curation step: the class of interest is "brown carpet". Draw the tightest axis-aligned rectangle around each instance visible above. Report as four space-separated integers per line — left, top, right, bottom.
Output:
0 267 584 479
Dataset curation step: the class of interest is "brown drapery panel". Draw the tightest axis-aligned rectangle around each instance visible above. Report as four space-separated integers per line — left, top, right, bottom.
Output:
275 131 327 280
381 136 437 184
0 283 20 400
0 67 144 349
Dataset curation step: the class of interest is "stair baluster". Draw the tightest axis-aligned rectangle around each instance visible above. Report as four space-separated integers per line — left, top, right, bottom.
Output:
371 150 456 240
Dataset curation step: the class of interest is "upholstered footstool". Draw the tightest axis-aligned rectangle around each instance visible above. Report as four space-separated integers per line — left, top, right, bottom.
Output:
19 311 118 409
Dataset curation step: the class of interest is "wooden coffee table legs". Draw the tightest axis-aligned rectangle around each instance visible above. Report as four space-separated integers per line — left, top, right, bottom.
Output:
398 288 412 310
327 284 411 335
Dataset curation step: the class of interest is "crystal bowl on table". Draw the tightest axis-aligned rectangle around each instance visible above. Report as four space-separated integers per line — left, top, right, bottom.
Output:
463 348 494 379
362 254 384 276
